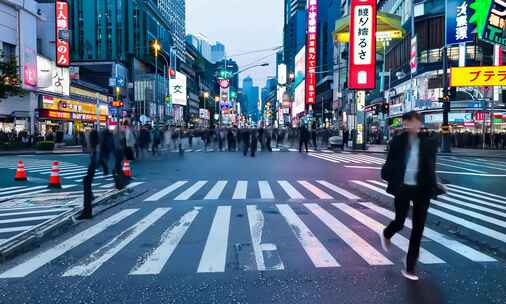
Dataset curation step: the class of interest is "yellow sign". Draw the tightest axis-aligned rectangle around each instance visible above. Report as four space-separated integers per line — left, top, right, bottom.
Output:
42 95 108 116
70 86 109 102
335 30 403 43
450 66 506 87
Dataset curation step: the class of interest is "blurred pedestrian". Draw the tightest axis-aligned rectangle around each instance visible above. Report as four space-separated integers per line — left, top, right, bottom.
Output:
299 124 309 153
380 111 445 281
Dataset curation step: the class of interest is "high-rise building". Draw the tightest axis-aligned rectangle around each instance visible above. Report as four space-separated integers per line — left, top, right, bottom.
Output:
241 76 260 121
211 42 226 63
283 0 306 74
158 0 186 61
186 33 212 62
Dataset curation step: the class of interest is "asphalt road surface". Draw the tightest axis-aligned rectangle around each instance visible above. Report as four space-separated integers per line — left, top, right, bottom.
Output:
0 150 505 304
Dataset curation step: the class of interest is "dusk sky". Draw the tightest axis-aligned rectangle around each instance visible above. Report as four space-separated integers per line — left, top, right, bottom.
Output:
186 0 284 88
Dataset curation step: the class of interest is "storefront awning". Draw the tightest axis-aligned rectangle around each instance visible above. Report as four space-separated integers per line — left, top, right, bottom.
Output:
333 12 405 45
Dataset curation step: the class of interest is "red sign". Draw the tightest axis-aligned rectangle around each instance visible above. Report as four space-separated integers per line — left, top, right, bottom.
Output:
56 1 70 67
348 0 376 89
305 0 318 105
111 101 124 107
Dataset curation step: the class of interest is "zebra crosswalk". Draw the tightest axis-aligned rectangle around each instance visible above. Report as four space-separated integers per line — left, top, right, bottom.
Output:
0 182 502 278
308 152 385 164
143 180 361 201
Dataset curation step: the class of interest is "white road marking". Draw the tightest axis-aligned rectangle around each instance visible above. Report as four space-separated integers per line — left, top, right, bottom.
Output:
0 209 137 278
308 153 341 163
247 205 284 271
0 186 47 196
144 181 188 201
258 181 274 199
334 203 445 264
0 226 34 234
353 181 506 243
174 181 208 200
63 208 170 277
278 181 304 199
442 159 506 171
441 194 506 213
276 204 339 268
130 207 201 275
361 202 496 262
447 184 505 200
232 181 248 200
316 180 361 200
0 208 69 217
204 181 227 200
305 204 392 265
197 206 231 273
446 188 506 205
0 215 56 224
0 186 26 192
298 181 333 199
345 166 382 170
436 162 486 173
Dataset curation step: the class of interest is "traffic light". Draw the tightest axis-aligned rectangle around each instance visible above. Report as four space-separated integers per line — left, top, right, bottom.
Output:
440 96 451 112
168 68 176 79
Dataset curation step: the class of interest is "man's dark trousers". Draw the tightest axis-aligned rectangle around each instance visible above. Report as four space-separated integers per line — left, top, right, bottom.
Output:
383 185 430 272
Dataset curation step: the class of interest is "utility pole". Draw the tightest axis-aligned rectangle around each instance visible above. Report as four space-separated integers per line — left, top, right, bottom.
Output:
441 0 451 153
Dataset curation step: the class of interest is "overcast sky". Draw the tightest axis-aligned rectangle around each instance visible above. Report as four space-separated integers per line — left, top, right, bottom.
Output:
186 0 284 88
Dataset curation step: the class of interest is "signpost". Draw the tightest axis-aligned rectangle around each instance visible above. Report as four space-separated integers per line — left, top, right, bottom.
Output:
349 0 377 150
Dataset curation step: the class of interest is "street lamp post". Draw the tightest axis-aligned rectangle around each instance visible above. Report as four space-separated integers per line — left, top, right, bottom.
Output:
152 40 161 122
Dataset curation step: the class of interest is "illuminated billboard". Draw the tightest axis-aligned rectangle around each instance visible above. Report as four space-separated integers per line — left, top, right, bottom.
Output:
294 47 306 87
305 0 318 104
55 1 70 67
293 81 305 117
170 72 187 106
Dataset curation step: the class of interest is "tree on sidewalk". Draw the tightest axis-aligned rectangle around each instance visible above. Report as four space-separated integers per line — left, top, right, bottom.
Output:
0 57 25 100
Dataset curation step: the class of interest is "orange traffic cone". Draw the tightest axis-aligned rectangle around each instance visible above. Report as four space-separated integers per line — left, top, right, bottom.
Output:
122 160 132 178
14 160 28 181
48 161 62 188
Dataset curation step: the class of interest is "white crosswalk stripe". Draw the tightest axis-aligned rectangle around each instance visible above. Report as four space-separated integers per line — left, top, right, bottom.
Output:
278 180 304 199
174 181 208 200
197 206 231 273
232 181 248 200
204 181 227 200
144 181 188 201
130 207 201 275
0 209 138 278
316 180 361 200
298 181 333 199
63 208 170 277
308 153 385 164
258 181 274 199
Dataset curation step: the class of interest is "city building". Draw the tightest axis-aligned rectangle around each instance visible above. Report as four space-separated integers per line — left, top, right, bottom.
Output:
158 0 186 62
186 33 212 62
211 42 226 63
283 0 307 75
241 76 260 121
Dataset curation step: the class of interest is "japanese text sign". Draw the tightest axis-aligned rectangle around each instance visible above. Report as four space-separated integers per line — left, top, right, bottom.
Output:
56 1 70 67
447 0 474 45
305 0 318 105
450 66 506 86
348 0 377 89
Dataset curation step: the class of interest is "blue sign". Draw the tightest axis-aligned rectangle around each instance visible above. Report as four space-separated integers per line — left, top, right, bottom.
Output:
446 0 475 45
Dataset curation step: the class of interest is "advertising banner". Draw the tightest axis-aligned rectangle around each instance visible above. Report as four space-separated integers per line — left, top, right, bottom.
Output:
410 36 417 74
37 55 70 96
469 0 506 47
42 95 108 116
169 72 187 105
450 66 506 86
294 47 306 87
293 81 306 117
447 0 475 45
305 0 318 105
348 0 377 89
277 64 287 85
55 1 70 67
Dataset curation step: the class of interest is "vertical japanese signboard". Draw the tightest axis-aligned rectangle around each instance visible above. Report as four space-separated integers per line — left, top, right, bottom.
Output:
469 0 506 47
348 0 376 89
447 0 474 45
56 1 70 67
305 0 318 105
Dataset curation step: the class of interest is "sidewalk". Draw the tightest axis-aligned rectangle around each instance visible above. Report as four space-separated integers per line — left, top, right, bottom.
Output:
344 144 506 158
0 145 85 156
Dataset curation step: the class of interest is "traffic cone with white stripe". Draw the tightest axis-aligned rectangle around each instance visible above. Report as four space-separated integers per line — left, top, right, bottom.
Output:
14 160 28 181
122 160 132 179
48 161 62 188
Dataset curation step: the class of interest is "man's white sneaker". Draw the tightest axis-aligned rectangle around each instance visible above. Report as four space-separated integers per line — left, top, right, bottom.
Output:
401 269 419 281
380 233 391 252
